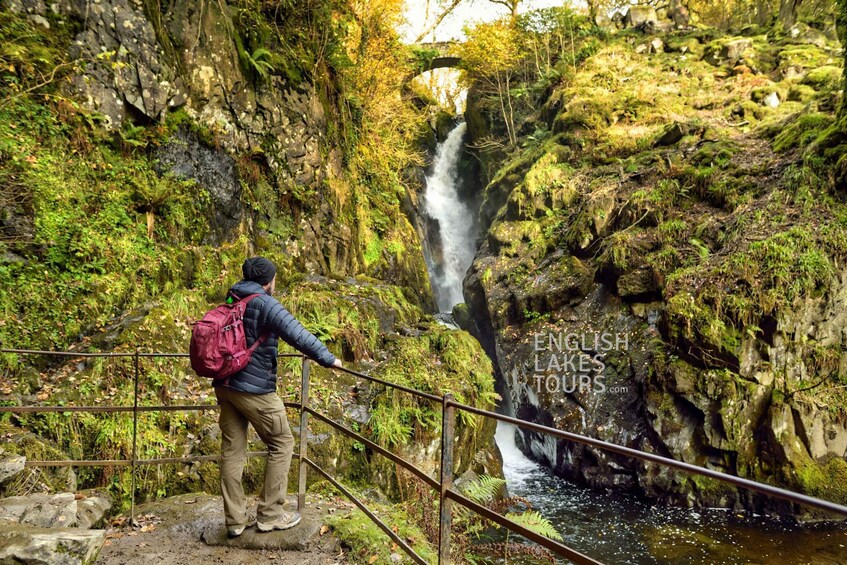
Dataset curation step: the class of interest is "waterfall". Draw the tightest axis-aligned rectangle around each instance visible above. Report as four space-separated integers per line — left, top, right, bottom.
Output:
422 122 477 312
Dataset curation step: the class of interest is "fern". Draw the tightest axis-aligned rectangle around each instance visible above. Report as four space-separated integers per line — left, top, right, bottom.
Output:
460 475 506 504
247 48 274 79
505 510 563 541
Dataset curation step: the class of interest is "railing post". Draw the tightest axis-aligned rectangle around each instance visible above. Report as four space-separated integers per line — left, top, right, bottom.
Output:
130 349 139 527
438 393 455 565
297 356 310 512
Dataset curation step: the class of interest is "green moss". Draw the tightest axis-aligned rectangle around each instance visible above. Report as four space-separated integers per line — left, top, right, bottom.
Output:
773 113 831 152
326 503 437 564
787 84 818 102
795 456 847 506
777 45 836 72
800 65 842 91
750 84 788 104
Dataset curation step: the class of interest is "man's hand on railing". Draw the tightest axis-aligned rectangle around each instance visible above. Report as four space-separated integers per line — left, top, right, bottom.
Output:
332 358 343 369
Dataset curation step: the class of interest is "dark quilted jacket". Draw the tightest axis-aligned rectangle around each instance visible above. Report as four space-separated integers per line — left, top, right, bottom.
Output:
221 280 336 394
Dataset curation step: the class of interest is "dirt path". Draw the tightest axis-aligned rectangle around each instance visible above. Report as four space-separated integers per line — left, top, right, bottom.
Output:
97 493 351 564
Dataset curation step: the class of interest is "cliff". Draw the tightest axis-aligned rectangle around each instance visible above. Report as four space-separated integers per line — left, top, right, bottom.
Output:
462 16 847 520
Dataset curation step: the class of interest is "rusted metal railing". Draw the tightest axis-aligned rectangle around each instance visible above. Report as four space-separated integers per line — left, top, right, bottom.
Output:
3 347 847 565
0 348 301 525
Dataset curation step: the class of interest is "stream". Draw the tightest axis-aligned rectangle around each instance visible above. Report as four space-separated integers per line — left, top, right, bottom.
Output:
421 122 847 564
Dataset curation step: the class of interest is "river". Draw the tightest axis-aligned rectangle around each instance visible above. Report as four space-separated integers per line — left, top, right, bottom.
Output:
421 121 847 564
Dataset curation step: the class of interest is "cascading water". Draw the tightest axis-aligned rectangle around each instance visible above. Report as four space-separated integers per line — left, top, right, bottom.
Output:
421 122 476 313
419 118 847 564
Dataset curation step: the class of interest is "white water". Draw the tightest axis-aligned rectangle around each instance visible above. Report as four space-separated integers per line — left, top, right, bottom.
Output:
422 122 477 312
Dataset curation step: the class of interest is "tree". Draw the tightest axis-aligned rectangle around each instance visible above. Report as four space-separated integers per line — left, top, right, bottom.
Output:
415 0 465 42
838 0 847 118
459 20 524 145
489 0 522 21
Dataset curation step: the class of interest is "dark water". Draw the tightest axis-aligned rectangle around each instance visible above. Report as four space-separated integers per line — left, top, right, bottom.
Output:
494 423 847 565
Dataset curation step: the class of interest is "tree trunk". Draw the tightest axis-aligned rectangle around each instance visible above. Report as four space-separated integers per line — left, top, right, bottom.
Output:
778 0 802 29
838 0 847 118
755 0 771 26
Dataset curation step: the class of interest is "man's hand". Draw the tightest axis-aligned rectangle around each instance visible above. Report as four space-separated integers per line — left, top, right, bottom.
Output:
332 358 343 369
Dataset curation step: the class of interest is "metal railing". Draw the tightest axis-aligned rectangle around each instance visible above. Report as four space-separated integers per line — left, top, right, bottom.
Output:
2 347 847 565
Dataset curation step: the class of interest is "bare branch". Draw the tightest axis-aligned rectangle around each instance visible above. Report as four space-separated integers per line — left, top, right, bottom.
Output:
414 0 464 43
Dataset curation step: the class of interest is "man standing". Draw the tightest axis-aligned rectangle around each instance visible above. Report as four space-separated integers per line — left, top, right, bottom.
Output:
214 256 342 537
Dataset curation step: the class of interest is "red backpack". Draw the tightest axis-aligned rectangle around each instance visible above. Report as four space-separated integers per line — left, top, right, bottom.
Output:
190 293 268 381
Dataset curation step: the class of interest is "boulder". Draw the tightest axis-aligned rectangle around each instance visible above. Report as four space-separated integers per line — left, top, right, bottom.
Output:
669 4 690 27
623 5 658 27
0 524 105 565
617 268 660 300
0 492 111 529
201 515 324 551
0 493 77 528
655 123 687 147
704 38 752 67
787 23 829 48
649 38 665 54
0 452 25 486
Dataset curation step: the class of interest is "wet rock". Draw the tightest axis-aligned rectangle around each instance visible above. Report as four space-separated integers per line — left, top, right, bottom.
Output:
0 524 105 565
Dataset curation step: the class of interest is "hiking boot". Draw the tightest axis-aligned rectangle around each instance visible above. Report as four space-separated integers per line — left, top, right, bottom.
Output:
227 524 247 538
256 510 301 532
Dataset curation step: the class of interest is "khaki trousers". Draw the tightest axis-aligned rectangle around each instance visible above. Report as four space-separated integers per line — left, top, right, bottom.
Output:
214 386 295 528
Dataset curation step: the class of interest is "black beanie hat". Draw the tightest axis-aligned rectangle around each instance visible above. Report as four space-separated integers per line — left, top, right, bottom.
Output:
242 256 277 285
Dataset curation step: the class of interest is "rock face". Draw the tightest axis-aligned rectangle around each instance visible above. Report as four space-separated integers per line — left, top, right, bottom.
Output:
153 129 242 245
462 31 847 519
4 0 435 300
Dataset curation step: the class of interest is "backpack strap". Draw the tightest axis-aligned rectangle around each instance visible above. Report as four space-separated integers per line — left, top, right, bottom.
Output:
216 292 270 388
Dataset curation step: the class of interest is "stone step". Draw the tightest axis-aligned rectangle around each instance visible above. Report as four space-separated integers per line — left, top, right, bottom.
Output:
200 515 324 551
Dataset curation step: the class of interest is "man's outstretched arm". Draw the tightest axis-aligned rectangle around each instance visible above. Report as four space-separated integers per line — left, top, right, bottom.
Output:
264 300 341 368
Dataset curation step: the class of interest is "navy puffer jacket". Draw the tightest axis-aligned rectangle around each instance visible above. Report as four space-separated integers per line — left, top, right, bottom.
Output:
221 280 337 394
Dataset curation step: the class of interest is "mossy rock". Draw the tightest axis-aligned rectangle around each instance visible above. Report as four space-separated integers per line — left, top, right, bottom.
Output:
787 84 818 102
777 45 836 77
703 37 753 67
750 83 788 105
800 65 842 91
555 94 615 132
773 113 831 152
664 35 704 57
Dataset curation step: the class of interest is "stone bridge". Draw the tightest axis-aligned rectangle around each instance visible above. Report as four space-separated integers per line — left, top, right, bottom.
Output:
409 41 462 77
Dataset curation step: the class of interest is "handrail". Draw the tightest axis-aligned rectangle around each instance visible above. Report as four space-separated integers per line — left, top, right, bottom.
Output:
4 347 847 565
447 400 847 518
334 364 444 403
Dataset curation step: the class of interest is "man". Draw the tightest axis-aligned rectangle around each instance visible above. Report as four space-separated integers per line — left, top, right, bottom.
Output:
214 256 342 537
